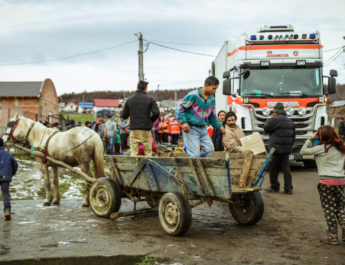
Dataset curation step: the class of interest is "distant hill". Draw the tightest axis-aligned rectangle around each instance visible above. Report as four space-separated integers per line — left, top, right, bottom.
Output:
58 84 345 104
58 88 195 103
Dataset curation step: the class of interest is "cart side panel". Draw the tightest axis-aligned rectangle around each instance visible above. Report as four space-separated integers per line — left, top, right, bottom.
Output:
107 155 266 199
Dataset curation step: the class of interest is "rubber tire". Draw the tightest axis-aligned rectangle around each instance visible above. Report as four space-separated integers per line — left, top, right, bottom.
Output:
229 191 264 225
158 192 192 236
89 177 121 218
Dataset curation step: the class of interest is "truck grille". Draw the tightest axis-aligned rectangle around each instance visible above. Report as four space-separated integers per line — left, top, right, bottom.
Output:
248 107 319 137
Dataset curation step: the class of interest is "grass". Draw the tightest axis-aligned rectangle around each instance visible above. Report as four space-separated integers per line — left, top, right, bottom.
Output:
64 113 98 124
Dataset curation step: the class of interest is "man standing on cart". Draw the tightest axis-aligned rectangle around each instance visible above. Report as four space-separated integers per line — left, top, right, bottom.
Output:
175 76 225 157
121 80 160 157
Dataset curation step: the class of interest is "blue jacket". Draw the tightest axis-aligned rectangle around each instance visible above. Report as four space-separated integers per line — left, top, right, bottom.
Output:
0 147 18 182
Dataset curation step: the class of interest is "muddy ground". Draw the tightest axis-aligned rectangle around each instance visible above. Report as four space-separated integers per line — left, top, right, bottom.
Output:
0 162 345 265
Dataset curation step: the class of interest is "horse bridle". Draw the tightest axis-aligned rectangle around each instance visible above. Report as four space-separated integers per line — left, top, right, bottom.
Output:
4 120 20 143
5 119 35 145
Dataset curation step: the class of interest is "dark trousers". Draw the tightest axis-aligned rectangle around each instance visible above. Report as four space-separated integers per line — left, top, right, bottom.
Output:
154 131 161 143
269 153 293 192
114 143 120 154
317 183 345 234
162 133 169 144
0 181 11 210
120 133 128 150
171 134 180 146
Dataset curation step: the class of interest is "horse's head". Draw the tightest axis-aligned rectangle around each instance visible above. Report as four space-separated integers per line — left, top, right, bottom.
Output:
2 114 28 144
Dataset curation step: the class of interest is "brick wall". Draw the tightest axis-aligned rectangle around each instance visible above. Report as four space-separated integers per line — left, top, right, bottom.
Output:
0 79 59 132
40 79 58 122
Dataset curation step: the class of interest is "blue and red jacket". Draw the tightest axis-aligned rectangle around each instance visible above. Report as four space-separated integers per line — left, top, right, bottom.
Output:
175 87 223 129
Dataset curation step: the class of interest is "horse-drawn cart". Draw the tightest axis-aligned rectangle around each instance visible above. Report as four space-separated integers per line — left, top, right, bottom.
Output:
89 150 273 236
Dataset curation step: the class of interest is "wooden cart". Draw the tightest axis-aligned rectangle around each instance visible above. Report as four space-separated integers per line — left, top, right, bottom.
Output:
89 150 273 236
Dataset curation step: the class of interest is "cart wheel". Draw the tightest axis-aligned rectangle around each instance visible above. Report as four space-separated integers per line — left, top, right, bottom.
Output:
229 191 264 225
158 192 192 236
89 177 121 218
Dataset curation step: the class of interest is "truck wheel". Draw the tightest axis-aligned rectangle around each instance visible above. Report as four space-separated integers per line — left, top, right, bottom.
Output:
89 177 121 218
158 192 192 236
229 191 264 225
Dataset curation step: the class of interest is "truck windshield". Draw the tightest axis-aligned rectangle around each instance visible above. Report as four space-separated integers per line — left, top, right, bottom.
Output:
241 68 323 97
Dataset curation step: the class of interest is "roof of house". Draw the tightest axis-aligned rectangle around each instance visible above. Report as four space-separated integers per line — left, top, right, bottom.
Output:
94 99 120 107
0 81 44 97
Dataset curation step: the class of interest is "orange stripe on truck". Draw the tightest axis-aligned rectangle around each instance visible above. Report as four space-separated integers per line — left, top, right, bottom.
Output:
227 44 322 57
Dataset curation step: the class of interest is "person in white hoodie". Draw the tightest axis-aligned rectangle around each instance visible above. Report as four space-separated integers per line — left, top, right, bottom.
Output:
300 125 345 245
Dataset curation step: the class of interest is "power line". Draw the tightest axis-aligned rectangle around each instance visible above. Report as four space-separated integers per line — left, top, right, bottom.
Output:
0 39 137 67
148 39 218 48
324 49 344 66
323 46 344 52
144 39 215 57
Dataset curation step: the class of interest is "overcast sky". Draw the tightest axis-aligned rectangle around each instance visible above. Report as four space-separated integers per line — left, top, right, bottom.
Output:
0 0 344 96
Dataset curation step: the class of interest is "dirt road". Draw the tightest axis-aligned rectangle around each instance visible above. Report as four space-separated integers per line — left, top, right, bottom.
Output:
0 163 344 265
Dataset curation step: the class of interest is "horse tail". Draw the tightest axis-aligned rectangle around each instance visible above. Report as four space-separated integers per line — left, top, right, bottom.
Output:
93 136 105 179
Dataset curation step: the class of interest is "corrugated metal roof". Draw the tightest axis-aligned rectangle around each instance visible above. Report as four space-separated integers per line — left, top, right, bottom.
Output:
94 99 120 107
0 81 43 97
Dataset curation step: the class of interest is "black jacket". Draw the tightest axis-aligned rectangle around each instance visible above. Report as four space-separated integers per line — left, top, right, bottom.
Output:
264 114 295 154
339 121 345 137
212 122 225 151
121 90 160 130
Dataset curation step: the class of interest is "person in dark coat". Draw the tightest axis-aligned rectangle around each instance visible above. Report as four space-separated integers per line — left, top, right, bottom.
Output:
121 80 160 156
212 110 226 151
264 102 295 194
0 138 18 220
337 117 345 139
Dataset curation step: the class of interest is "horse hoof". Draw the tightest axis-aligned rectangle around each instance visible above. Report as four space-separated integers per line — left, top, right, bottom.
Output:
82 202 89 207
53 201 60 205
43 201 51 206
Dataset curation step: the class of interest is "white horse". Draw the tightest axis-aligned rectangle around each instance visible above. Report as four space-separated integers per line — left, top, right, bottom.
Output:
2 114 104 207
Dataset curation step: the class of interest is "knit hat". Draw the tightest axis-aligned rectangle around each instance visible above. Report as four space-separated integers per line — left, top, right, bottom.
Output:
272 102 285 114
96 117 103 124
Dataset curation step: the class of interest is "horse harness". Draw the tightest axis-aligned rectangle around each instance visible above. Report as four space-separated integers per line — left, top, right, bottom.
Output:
6 119 97 164
39 131 59 164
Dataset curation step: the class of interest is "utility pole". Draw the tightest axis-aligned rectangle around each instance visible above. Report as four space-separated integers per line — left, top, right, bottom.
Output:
135 32 144 81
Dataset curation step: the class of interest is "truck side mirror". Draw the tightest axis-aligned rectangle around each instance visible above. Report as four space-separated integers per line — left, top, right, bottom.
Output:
330 69 338 77
223 79 231 95
223 71 230 79
328 77 336 94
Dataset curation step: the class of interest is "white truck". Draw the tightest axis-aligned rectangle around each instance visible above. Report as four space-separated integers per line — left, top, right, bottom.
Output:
212 25 337 166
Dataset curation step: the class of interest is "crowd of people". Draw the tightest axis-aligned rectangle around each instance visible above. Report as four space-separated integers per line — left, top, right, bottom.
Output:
1 76 344 246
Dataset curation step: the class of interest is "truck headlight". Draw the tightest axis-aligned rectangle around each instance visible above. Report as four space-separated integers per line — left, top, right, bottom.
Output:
262 107 271 116
298 107 306 116
286 107 294 116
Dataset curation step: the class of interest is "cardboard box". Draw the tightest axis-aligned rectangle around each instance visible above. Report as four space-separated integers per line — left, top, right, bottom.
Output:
239 132 266 155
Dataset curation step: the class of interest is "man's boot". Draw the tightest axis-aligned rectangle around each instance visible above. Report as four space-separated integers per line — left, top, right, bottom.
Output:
320 232 338 245
4 208 11 221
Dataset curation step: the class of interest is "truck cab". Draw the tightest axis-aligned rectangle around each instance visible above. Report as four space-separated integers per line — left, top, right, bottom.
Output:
212 25 337 164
